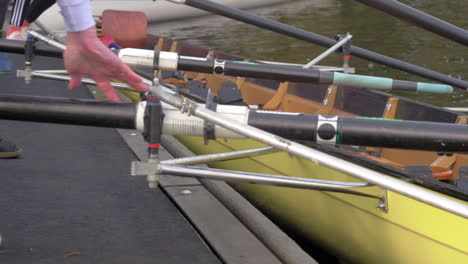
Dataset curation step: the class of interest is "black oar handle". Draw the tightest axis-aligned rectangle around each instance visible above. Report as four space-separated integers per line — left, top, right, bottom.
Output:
182 0 468 89
0 95 138 129
0 39 63 58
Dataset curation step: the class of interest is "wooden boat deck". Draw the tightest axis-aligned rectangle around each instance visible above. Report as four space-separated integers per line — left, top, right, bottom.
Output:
0 53 292 263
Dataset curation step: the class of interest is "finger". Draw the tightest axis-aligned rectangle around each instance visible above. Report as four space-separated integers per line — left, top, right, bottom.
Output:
118 65 149 92
68 73 82 90
95 80 121 102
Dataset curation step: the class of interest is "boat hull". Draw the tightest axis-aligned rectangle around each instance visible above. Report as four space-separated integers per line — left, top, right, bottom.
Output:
36 0 289 35
177 136 468 264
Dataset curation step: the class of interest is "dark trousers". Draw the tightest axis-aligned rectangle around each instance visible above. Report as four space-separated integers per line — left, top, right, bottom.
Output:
10 0 56 27
0 0 10 31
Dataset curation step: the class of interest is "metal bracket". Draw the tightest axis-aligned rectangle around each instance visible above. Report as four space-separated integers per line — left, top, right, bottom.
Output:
204 89 217 144
316 115 338 144
131 159 161 189
303 33 353 70
17 69 32 84
131 161 159 175
377 189 389 213
337 33 354 74
180 98 197 116
213 60 226 75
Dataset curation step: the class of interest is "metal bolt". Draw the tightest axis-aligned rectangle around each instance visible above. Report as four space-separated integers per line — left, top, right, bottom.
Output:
180 189 192 195
385 103 392 111
377 202 385 209
377 199 388 212
147 174 159 189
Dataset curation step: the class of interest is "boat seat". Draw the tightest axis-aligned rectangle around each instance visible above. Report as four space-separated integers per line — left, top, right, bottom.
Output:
404 165 453 180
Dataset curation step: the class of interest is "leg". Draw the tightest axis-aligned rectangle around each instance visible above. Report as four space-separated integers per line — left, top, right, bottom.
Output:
0 1 11 72
7 0 30 39
10 0 30 27
0 0 10 31
24 0 56 24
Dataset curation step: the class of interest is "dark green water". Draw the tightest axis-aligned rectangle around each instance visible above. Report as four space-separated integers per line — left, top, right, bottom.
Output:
152 0 468 107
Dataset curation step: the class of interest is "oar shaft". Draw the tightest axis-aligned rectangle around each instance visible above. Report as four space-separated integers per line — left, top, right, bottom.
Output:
177 0 468 89
353 0 468 46
119 49 453 94
161 102 468 152
248 111 468 152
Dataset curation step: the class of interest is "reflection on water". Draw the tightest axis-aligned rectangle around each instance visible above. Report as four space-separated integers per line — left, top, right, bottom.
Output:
150 0 468 107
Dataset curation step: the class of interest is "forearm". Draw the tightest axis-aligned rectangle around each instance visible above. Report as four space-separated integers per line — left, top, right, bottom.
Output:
58 0 148 100
57 0 95 32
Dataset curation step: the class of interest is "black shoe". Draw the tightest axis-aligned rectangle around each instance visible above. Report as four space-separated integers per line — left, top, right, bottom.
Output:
0 138 23 158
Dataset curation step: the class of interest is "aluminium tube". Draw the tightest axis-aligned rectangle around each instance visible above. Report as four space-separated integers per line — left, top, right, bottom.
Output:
161 134 319 264
27 30 66 51
160 164 375 197
151 84 468 218
175 0 468 89
162 146 276 166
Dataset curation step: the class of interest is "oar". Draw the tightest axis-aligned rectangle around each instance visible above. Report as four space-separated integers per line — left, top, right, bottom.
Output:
1 32 452 94
2 94 468 152
118 48 453 94
352 0 468 47
0 38 62 58
247 110 468 153
166 0 468 89
162 103 468 152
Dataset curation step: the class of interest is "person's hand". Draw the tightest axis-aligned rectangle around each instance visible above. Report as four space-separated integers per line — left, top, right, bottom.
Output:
64 27 148 101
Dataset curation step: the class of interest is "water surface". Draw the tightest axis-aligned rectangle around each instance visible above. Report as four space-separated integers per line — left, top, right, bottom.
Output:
150 0 468 107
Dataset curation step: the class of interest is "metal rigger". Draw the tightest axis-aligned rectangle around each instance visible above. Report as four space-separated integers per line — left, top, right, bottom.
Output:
2 31 467 218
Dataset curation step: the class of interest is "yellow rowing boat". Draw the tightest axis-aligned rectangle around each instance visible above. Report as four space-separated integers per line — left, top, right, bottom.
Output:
150 36 468 264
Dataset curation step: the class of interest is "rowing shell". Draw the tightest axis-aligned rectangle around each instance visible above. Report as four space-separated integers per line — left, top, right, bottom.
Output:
35 0 291 36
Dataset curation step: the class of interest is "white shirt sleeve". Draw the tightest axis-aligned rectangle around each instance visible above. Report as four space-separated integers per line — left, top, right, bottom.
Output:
57 0 95 32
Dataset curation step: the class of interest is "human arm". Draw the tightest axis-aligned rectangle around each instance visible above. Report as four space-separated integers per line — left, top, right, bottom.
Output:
57 0 148 101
